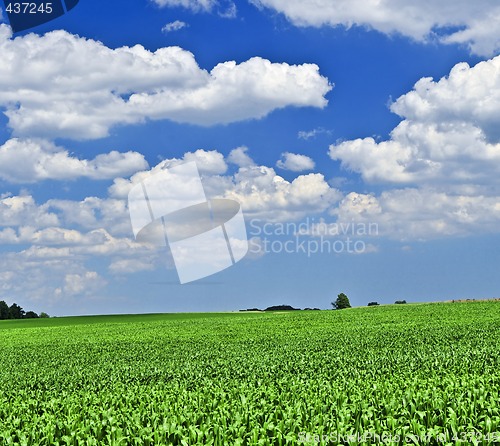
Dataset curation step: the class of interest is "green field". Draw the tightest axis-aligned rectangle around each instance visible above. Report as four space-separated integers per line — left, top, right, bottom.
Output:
1 302 500 445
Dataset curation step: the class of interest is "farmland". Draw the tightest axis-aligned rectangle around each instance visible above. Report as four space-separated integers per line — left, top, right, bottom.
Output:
1 302 499 445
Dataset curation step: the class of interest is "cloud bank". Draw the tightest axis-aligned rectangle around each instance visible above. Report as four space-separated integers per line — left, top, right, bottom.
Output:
0 139 148 183
0 25 331 140
250 0 500 56
329 56 500 185
328 55 500 240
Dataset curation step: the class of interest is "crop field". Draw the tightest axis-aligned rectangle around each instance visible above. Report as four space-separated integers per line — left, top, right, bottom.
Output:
1 301 500 445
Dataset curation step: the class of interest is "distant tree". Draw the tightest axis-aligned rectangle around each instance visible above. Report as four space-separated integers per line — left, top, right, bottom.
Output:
8 303 25 319
0 300 9 320
395 300 407 305
24 311 39 319
332 293 351 310
264 305 300 311
367 302 380 306
39 312 50 318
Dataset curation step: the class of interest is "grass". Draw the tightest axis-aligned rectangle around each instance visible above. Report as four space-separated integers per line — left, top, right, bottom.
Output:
0 312 248 330
1 301 499 445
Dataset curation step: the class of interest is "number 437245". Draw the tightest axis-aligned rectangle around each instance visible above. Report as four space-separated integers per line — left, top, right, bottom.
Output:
5 3 53 14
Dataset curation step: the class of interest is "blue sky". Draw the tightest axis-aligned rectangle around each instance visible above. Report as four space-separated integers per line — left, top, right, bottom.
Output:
0 0 499 315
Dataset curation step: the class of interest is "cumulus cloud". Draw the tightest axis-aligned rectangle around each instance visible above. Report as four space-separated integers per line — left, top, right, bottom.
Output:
250 0 500 56
227 146 255 167
59 271 106 296
276 152 315 172
0 138 148 183
19 230 154 258
183 149 228 174
0 226 152 254
109 149 228 198
220 166 341 221
162 20 188 33
329 56 500 185
0 227 92 245
0 247 109 307
109 151 340 222
0 198 159 303
1 155 340 242
332 189 500 241
0 194 58 227
0 26 331 139
326 55 500 240
0 148 344 303
47 197 132 236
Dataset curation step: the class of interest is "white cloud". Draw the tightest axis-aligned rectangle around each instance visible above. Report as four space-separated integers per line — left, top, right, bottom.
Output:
0 250 108 307
326 55 500 241
0 227 91 245
0 148 342 304
0 138 148 183
129 57 331 127
162 20 188 33
0 26 331 139
47 197 132 236
152 0 236 17
153 0 217 11
183 149 228 174
330 56 500 185
109 149 228 198
0 194 58 227
250 0 500 56
221 166 341 221
227 146 255 167
3 194 134 248
298 127 332 140
391 59 500 142
276 152 315 172
58 272 105 296
0 221 158 303
332 189 500 241
111 151 340 222
0 226 152 255
109 257 157 274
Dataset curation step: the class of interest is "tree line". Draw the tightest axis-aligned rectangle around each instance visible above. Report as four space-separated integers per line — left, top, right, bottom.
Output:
0 300 49 320
332 293 409 309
